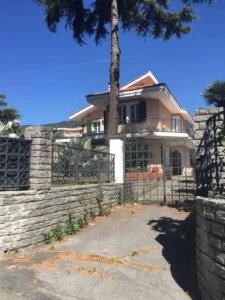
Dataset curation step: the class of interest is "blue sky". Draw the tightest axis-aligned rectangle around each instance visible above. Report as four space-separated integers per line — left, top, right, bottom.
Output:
0 0 224 125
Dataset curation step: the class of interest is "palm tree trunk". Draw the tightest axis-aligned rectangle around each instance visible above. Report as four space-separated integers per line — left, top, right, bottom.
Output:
108 0 120 136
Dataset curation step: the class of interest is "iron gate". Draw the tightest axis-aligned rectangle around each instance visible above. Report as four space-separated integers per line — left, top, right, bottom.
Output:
124 138 196 204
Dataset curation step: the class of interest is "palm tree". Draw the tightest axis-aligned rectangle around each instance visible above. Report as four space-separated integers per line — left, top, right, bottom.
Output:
0 122 10 136
69 137 106 152
202 81 225 108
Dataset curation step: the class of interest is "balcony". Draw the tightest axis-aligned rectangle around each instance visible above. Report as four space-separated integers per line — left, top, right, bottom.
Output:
84 118 195 138
118 118 194 138
84 119 105 137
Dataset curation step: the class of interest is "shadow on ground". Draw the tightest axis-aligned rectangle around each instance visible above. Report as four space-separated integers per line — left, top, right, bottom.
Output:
148 205 198 300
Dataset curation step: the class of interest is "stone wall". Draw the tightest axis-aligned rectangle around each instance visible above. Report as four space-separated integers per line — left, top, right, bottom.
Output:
194 107 225 195
196 196 225 299
0 183 121 253
0 126 121 254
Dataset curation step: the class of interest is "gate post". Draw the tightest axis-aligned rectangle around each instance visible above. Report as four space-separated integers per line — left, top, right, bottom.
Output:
161 140 167 205
109 136 125 184
24 126 53 191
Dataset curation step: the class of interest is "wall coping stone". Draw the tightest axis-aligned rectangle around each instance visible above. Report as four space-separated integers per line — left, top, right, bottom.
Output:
197 196 225 207
51 183 122 191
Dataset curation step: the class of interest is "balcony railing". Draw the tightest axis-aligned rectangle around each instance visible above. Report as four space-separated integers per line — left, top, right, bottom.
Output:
118 118 195 138
84 118 195 138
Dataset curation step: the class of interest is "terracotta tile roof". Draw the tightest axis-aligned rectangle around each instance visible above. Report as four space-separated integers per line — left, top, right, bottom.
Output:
86 83 193 120
86 83 165 97
87 72 151 97
122 84 153 91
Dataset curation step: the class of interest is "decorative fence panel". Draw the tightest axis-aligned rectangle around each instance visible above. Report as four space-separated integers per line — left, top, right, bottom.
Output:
0 137 32 188
52 143 115 185
195 110 225 194
124 137 196 204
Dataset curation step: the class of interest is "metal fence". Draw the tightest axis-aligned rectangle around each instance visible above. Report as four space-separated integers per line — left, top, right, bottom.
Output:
196 110 225 193
124 137 196 204
52 143 115 185
0 137 32 188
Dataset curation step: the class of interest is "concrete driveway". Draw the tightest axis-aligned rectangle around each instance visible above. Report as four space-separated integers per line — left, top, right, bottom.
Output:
0 205 197 300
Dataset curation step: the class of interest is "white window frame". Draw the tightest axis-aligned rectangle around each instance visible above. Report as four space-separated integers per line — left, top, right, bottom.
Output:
92 119 104 133
119 101 140 124
172 116 183 132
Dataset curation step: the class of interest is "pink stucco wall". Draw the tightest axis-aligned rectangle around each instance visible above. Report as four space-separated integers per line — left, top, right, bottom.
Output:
118 98 174 133
81 98 186 134
82 108 104 133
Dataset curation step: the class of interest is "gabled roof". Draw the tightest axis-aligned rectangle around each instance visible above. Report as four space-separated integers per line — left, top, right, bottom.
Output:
70 71 193 125
70 104 97 122
86 71 159 97
87 83 194 125
120 71 158 90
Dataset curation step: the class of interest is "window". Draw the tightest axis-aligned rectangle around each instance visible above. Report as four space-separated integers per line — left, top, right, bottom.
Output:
172 117 183 132
92 119 104 133
118 105 127 124
118 102 141 124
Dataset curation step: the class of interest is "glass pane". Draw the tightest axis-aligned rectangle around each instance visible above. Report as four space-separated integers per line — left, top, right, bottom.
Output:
136 104 140 122
130 105 135 123
118 107 122 124
122 106 127 124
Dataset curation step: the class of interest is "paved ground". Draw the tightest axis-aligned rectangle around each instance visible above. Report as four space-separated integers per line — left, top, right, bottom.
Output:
0 205 198 300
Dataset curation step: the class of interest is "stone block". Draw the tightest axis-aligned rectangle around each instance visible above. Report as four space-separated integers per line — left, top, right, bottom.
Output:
205 207 216 220
195 108 212 115
30 151 52 158
215 263 225 279
216 251 225 265
199 252 215 272
212 222 225 237
197 204 206 217
30 182 52 191
30 170 51 178
30 163 51 171
210 107 224 114
30 144 51 152
209 284 222 300
194 115 212 122
208 234 222 250
197 238 207 253
198 282 211 300
216 210 225 224
217 276 225 294
207 245 216 260
197 226 208 244
31 138 52 146
30 157 52 165
205 199 218 208
24 126 53 139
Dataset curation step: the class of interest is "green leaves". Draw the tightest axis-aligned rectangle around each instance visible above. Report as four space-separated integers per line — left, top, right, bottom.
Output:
43 215 85 244
202 81 225 108
0 94 21 124
34 0 216 45
0 94 7 107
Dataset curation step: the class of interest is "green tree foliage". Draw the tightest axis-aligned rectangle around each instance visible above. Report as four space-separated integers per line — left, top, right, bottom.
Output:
0 94 21 123
202 81 225 108
0 122 10 136
34 0 215 135
69 137 106 152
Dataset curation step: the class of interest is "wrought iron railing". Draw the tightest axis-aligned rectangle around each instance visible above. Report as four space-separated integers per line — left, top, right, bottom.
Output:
83 118 194 138
196 110 225 193
118 118 195 138
52 143 115 185
0 137 32 188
